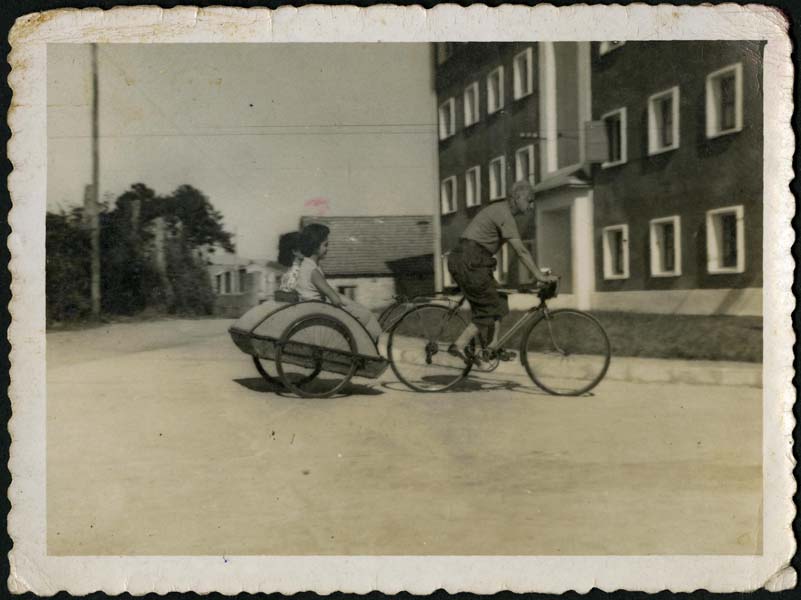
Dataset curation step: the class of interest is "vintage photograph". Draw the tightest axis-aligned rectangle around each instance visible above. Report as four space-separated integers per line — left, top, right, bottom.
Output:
7 4 795 595
46 38 764 554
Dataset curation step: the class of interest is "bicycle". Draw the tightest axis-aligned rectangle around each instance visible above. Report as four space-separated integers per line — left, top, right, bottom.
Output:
386 280 611 396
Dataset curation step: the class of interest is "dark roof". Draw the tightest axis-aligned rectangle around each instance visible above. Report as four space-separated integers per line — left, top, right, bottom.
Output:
299 215 434 276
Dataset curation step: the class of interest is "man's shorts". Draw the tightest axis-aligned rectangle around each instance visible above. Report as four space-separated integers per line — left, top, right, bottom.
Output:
447 238 509 325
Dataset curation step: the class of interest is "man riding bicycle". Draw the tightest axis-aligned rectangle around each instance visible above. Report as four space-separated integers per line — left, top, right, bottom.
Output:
447 179 558 363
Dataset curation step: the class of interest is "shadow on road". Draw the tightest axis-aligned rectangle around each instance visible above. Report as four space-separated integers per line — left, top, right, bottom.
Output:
233 377 384 398
380 377 557 397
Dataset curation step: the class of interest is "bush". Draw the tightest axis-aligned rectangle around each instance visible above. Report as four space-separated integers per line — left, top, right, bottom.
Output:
164 240 215 316
46 210 92 323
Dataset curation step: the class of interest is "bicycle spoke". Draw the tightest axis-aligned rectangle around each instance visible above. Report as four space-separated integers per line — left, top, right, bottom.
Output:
521 309 611 396
388 304 472 392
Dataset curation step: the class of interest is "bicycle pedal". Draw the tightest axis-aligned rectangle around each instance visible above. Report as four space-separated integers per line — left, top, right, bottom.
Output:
496 349 517 362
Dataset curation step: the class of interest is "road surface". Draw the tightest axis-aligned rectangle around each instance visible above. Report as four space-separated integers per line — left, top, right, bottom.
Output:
47 318 762 555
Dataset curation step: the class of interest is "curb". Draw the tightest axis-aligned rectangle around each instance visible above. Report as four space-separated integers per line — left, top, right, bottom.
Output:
394 347 762 389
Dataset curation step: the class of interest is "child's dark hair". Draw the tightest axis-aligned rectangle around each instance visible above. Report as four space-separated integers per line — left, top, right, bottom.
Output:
299 223 330 257
277 231 301 267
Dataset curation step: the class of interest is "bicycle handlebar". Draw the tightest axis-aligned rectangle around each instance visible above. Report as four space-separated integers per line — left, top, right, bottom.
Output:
499 278 560 300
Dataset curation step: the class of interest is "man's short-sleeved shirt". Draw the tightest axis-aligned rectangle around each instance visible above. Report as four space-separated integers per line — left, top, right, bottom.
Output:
462 200 521 255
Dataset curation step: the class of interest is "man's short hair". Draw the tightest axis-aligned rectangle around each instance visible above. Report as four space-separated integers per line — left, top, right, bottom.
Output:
511 180 534 196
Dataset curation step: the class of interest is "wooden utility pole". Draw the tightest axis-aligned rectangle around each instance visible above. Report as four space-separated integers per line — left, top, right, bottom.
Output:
89 43 101 317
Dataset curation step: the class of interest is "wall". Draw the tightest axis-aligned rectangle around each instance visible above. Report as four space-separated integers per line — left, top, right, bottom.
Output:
327 276 397 310
437 43 540 255
591 41 764 294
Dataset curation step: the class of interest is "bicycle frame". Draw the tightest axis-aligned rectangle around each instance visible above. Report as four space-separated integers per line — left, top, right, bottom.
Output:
444 294 549 352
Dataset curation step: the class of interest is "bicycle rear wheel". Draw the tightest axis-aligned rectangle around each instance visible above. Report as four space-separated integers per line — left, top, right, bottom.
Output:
521 309 611 396
387 304 473 392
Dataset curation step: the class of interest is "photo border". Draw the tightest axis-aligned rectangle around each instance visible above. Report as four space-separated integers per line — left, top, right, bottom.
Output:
6 4 796 594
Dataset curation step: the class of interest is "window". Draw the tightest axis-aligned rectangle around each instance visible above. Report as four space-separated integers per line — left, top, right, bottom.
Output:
602 225 630 279
224 271 232 294
440 176 457 215
494 244 510 284
337 285 357 300
601 107 627 167
238 268 247 293
438 97 456 140
706 205 745 273
488 156 507 200
442 253 455 289
464 82 480 127
215 274 222 295
465 166 481 207
514 145 535 184
512 47 534 100
487 66 504 115
599 41 625 55
647 87 680 155
706 63 744 138
649 216 682 277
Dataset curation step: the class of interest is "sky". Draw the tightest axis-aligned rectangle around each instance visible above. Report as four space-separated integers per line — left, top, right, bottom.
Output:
47 43 438 259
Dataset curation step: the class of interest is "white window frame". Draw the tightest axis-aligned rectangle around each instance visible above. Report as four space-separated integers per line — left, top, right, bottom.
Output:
599 41 626 56
465 165 481 208
601 107 628 168
512 47 534 100
463 81 480 127
215 273 222 295
647 86 680 156
488 155 507 200
440 176 458 215
486 66 505 115
705 63 744 139
494 244 510 284
514 145 536 184
706 205 745 274
442 253 455 289
649 216 682 277
438 97 456 140
602 224 630 280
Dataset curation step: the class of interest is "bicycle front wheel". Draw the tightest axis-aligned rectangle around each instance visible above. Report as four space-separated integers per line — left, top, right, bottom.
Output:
387 304 473 392
521 309 611 396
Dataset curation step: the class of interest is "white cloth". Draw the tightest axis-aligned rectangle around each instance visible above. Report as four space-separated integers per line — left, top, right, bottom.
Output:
295 257 325 301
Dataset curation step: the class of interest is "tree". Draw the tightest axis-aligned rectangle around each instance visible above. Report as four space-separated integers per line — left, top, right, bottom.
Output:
45 182 234 322
146 184 234 253
46 208 92 322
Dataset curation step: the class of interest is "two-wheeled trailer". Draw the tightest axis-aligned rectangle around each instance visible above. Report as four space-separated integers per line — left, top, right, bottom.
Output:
229 299 388 398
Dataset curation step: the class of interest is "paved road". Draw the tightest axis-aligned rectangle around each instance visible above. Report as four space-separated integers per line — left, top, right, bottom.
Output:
47 318 762 556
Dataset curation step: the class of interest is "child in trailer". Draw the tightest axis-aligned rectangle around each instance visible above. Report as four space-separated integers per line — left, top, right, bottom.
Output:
295 223 383 342
276 231 302 300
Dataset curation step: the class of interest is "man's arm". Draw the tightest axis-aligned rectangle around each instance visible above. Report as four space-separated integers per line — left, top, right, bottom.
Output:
508 238 557 283
311 269 344 306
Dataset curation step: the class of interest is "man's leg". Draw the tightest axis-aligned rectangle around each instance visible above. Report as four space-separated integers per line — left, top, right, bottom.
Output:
454 322 479 349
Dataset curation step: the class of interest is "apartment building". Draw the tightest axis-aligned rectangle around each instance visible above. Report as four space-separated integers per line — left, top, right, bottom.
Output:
434 41 763 315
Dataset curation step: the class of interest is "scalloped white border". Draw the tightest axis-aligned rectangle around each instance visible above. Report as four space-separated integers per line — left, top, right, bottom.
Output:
7 4 796 594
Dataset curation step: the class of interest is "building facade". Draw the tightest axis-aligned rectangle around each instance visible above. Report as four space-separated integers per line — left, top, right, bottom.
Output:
434 41 763 316
206 254 284 317
590 41 763 315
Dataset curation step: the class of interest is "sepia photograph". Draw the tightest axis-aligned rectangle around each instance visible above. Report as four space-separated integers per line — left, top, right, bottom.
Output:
7 5 795 595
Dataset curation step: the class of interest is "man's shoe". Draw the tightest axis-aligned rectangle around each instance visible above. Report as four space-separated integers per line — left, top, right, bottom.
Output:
496 348 517 362
448 344 481 366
